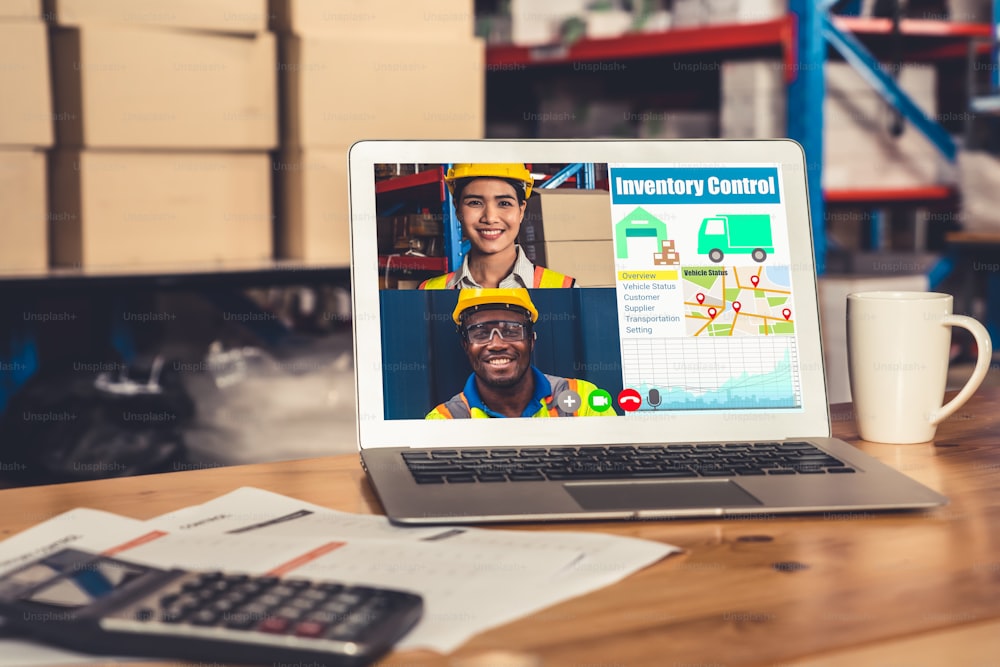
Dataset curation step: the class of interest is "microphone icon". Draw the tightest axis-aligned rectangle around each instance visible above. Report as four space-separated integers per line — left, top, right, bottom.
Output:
647 388 662 410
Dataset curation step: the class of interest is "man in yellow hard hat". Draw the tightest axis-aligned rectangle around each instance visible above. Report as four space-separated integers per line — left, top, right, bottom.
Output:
418 164 576 289
426 288 613 419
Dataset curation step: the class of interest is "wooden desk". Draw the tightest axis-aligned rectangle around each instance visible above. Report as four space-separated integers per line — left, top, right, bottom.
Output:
2 390 1000 667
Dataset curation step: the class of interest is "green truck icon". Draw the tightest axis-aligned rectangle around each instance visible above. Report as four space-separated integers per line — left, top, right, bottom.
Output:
697 214 773 263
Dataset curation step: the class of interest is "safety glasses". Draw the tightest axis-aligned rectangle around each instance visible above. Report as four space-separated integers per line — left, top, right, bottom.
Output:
462 320 530 344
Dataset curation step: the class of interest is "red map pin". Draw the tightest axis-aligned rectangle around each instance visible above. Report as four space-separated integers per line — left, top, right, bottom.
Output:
733 301 742 312
782 308 791 320
750 275 760 287
695 293 705 304
707 307 717 319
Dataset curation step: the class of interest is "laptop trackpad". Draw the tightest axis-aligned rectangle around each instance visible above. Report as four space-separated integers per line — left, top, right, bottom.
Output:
564 481 762 511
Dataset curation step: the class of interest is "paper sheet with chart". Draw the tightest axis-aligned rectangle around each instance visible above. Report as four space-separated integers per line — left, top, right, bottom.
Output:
0 487 680 662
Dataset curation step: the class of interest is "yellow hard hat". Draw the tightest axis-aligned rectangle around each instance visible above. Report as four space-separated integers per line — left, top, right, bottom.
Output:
452 288 539 325
444 163 534 199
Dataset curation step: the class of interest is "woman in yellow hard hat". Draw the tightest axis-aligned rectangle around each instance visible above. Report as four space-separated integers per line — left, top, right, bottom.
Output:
418 164 576 289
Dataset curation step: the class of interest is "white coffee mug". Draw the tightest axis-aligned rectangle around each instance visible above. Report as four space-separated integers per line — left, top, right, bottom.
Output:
847 291 993 444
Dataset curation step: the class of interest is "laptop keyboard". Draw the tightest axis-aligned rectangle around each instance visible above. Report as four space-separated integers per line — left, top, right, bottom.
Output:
401 442 856 484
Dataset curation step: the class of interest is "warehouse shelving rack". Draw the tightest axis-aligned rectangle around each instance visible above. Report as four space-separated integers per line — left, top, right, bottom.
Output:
483 1 995 276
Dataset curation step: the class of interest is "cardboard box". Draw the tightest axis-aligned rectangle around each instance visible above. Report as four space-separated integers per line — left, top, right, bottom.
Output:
50 151 272 268
823 63 945 189
705 0 786 24
525 188 613 242
510 0 588 45
672 0 707 27
543 240 615 287
272 0 474 39
0 0 39 19
638 110 718 138
275 148 350 265
948 0 992 22
282 35 483 148
720 60 786 138
0 22 53 147
959 150 1000 232
46 0 268 33
50 26 277 149
0 151 47 272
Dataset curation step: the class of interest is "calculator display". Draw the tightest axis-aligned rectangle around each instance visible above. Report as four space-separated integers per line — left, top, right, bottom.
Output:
18 558 148 608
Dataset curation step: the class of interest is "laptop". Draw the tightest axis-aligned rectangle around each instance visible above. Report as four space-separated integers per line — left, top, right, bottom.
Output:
348 139 947 524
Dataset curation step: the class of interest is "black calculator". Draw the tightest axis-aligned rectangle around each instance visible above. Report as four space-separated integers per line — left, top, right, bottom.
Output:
0 548 423 666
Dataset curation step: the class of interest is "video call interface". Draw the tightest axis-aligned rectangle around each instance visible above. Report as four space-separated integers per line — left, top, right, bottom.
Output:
376 161 804 421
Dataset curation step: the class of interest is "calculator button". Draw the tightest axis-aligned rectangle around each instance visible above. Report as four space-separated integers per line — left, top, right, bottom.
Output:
189 610 219 626
222 612 258 630
158 593 179 607
258 617 290 634
317 582 343 594
274 607 301 621
319 601 352 615
209 599 236 613
300 588 327 602
134 608 154 622
293 621 326 638
337 592 364 606
257 593 285 607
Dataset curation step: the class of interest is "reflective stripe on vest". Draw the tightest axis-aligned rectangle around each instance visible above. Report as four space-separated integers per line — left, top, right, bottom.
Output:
439 393 473 418
419 267 573 290
545 375 581 416
533 266 575 288
418 272 455 290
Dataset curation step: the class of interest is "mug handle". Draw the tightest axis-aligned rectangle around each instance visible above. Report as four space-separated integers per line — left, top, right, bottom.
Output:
929 315 994 426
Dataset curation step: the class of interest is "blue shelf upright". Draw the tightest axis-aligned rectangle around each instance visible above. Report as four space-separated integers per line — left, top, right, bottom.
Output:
441 163 468 272
787 0 829 275
788 0 964 277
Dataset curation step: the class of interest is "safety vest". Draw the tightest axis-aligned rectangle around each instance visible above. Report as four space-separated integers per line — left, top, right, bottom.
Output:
426 375 611 419
418 265 575 290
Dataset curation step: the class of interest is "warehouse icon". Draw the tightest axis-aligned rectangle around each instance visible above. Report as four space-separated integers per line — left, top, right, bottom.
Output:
615 207 669 260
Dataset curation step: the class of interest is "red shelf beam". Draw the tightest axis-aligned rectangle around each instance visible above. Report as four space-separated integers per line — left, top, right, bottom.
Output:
377 255 447 272
831 16 993 60
487 16 798 83
374 167 445 196
831 16 992 39
824 185 958 205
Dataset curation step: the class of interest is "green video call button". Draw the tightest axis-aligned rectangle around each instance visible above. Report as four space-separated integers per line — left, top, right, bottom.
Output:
588 389 613 413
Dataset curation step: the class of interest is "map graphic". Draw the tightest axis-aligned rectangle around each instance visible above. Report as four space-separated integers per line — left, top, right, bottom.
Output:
621 337 802 410
682 265 793 336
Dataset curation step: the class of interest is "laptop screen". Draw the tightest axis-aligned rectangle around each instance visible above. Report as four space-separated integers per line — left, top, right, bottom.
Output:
350 142 828 448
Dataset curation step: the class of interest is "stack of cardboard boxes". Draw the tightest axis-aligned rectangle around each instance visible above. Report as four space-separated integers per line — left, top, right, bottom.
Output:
272 0 484 265
46 0 277 269
521 188 615 287
720 60 786 139
673 0 786 28
823 62 947 190
0 1 52 272
721 59 948 190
